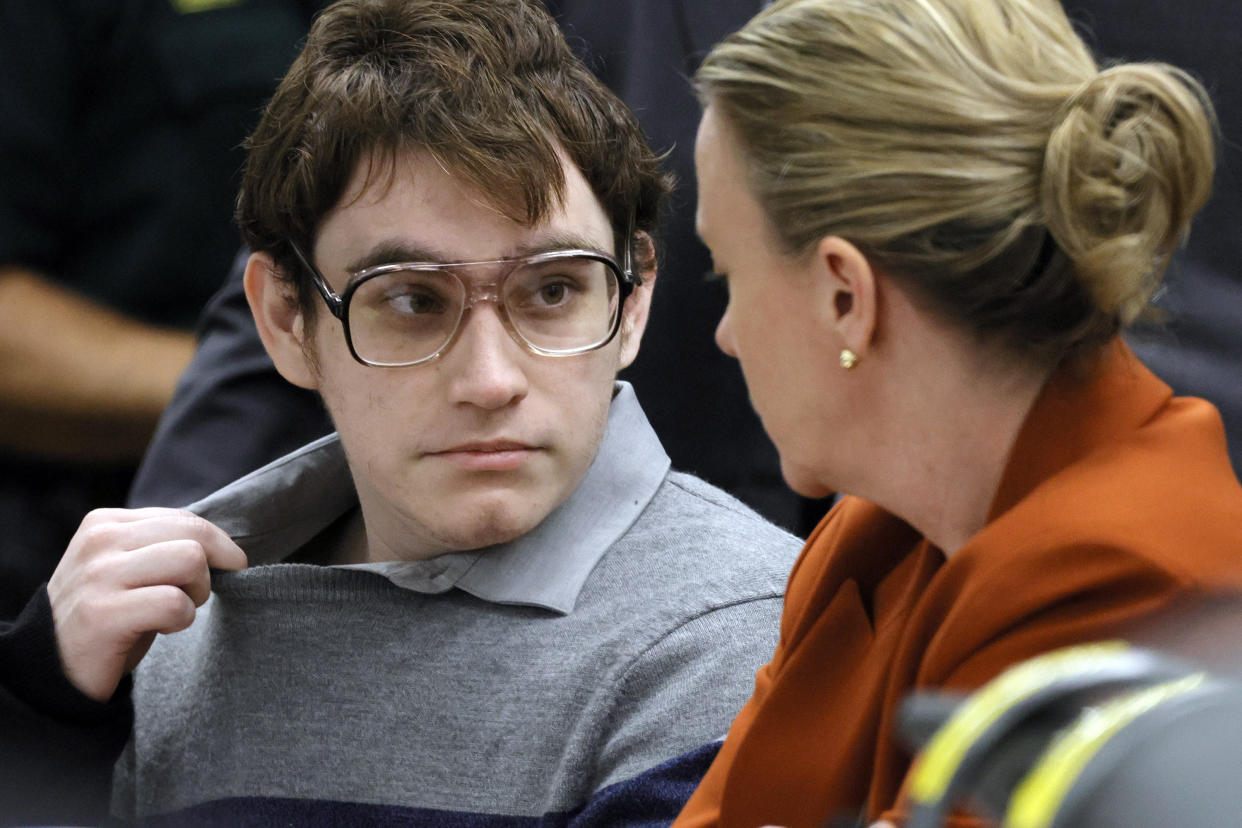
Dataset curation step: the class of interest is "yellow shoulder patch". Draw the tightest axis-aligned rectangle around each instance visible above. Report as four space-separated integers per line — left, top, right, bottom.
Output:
171 0 244 14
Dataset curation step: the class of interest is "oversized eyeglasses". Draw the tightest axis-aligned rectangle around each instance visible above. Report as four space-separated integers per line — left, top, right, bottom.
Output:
290 240 637 368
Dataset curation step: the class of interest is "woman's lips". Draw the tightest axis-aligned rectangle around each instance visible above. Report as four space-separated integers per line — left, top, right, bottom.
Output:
430 441 538 471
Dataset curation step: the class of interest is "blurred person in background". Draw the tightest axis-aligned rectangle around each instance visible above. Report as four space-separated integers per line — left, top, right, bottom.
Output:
678 0 1242 825
0 0 322 618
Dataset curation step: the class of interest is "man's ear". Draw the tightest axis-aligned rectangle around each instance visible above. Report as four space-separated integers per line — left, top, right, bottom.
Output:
243 251 320 390
616 232 657 371
812 235 878 358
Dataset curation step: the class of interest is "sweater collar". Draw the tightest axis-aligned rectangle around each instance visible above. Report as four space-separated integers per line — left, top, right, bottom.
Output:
187 382 670 614
986 338 1173 523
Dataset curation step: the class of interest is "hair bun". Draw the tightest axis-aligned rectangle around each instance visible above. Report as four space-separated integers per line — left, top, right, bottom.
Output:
696 0 1219 363
1041 63 1216 324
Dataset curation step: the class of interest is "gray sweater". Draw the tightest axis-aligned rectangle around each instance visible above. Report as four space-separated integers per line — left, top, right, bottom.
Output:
115 386 803 824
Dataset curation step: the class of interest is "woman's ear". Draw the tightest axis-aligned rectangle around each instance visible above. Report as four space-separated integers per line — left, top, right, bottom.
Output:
616 231 657 371
813 235 878 358
243 251 320 390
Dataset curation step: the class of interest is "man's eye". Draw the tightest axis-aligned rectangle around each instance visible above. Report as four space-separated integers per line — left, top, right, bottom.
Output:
526 278 582 307
538 281 569 305
388 289 446 314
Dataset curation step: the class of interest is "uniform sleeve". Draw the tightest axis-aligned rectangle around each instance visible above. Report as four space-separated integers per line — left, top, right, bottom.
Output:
0 4 77 272
0 587 133 825
571 596 785 827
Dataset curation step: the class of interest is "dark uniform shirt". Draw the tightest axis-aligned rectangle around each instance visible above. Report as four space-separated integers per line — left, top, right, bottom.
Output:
0 0 320 618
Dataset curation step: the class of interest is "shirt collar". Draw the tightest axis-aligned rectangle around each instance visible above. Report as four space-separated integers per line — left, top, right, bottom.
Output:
188 382 670 614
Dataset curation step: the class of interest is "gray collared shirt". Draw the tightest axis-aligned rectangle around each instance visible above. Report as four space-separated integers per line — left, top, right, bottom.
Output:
188 381 671 614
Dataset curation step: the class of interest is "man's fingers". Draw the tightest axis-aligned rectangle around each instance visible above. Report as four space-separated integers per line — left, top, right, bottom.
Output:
115 541 216 606
78 506 201 525
48 508 244 703
64 583 198 644
204 532 248 572
113 584 199 636
55 585 198 703
74 510 247 571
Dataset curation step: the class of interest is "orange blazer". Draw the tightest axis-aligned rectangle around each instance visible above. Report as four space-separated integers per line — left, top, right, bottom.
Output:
675 340 1242 827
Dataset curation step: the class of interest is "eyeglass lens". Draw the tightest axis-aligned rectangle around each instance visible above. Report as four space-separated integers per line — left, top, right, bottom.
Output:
346 256 621 365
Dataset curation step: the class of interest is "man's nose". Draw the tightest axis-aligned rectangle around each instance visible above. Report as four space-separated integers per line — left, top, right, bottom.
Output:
444 303 529 410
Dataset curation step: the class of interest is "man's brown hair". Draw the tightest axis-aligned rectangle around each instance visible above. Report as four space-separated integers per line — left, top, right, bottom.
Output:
236 0 670 312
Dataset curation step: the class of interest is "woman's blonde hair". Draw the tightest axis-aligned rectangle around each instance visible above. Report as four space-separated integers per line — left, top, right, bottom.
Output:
696 0 1216 362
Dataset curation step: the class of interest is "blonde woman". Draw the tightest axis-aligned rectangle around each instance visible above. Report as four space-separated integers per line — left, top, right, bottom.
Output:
680 0 1242 825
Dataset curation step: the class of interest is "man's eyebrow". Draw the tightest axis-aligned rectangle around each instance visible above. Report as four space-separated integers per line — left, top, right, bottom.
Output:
511 231 613 258
344 242 449 275
343 232 615 275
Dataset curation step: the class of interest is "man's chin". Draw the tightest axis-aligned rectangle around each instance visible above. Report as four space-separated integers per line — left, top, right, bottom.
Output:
429 497 553 552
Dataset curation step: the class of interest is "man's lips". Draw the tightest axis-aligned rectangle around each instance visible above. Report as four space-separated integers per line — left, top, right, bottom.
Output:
428 440 539 471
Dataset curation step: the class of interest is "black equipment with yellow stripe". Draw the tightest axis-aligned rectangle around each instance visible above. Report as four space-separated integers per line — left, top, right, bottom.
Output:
903 641 1242 827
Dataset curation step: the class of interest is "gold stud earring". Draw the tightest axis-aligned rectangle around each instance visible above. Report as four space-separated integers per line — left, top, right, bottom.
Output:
839 348 859 370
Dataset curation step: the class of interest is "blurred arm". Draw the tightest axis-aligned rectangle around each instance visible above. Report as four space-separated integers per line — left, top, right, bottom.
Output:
0 267 195 462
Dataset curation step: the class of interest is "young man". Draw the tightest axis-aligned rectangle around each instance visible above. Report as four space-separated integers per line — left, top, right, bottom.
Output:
0 0 801 823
